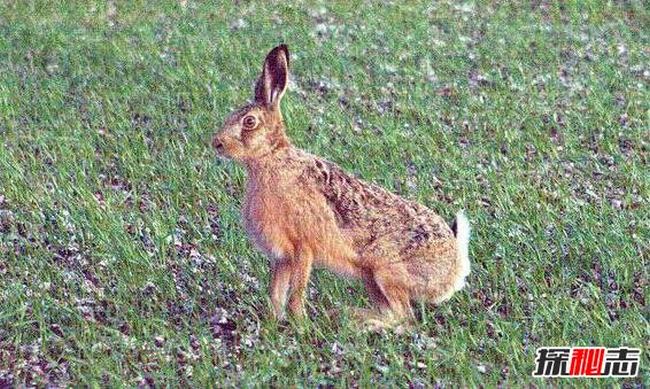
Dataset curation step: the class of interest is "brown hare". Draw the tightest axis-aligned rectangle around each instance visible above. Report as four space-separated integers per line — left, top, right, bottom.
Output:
212 44 470 328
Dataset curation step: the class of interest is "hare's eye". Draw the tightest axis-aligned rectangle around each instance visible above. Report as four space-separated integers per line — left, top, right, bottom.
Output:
242 115 257 129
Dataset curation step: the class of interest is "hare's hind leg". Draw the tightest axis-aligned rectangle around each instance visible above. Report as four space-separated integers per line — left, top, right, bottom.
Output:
362 270 390 312
347 270 392 330
350 267 415 332
371 263 415 324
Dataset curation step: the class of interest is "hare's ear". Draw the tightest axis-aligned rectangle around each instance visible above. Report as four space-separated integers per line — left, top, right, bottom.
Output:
254 44 289 110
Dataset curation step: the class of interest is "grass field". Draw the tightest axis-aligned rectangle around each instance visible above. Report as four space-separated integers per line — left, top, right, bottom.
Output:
0 0 648 386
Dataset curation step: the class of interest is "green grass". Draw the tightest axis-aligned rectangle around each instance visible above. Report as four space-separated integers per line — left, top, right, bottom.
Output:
0 0 648 386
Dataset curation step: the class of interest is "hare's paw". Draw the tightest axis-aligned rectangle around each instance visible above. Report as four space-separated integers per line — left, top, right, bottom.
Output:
349 308 414 333
348 307 375 321
348 308 387 331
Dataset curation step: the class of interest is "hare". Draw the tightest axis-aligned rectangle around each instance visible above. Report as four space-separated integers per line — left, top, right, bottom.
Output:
212 44 470 328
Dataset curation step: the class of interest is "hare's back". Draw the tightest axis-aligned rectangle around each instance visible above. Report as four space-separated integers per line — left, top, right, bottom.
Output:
301 154 453 248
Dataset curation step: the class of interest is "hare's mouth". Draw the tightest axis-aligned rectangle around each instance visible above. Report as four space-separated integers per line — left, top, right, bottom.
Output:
213 142 233 162
214 143 225 154
212 138 226 155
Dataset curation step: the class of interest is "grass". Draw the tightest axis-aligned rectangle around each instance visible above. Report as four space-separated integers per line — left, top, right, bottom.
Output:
0 0 648 386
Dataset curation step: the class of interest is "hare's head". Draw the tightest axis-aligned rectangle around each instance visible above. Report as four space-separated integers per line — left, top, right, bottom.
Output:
212 45 291 162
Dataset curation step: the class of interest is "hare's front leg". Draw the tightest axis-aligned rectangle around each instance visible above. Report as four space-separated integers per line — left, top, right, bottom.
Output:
287 251 313 318
269 250 313 320
269 260 292 320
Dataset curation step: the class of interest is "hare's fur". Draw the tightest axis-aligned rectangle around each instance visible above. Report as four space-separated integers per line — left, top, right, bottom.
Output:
213 45 470 326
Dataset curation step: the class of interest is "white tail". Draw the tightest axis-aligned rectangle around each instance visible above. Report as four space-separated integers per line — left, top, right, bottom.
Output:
453 210 471 291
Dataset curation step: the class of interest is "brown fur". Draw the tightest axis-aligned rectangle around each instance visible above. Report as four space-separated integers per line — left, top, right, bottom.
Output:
212 45 470 326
